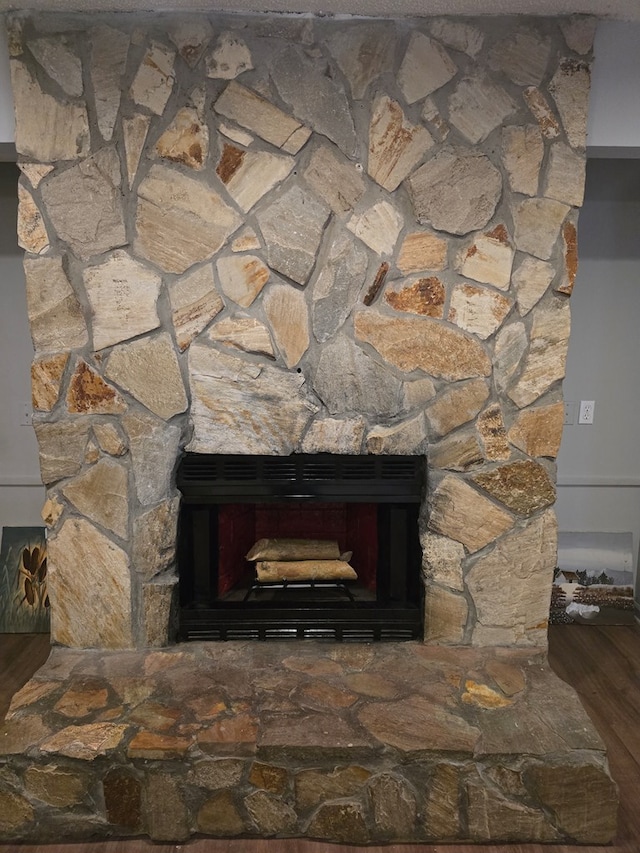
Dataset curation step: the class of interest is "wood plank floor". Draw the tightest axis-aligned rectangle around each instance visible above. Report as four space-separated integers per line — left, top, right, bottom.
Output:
1 624 639 853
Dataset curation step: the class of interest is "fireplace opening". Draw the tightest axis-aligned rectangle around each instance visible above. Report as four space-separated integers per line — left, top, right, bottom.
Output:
176 454 424 641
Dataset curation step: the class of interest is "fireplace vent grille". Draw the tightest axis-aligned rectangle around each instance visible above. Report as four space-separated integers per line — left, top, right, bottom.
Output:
177 453 424 503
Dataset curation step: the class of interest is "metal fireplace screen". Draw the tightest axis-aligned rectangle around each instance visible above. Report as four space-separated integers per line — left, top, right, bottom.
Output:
176 453 425 641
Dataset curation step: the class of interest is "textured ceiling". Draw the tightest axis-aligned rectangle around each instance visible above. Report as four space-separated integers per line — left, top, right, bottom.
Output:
0 0 639 18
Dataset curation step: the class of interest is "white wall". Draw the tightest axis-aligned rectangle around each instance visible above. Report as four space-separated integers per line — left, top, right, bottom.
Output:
556 158 640 585
0 162 44 527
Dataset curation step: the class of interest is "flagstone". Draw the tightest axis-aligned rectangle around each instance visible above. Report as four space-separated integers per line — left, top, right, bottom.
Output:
155 106 209 170
472 460 555 517
429 475 513 553
368 95 433 191
397 31 457 104
508 299 570 407
301 417 366 454
216 254 269 307
33 420 91 484
560 16 597 55
62 458 128 539
512 256 555 315
508 402 564 458
83 250 161 350
494 322 528 394
429 19 484 57
501 125 544 196
123 114 151 189
209 316 274 359
384 276 445 319
24 256 88 353
557 219 578 295
123 411 182 506
214 81 311 155
407 148 501 236
135 164 242 275
263 284 309 367
17 183 49 254
130 41 175 116
168 18 213 67
90 25 130 141
28 35 83 96
448 283 512 340
488 27 550 86
66 360 126 415
347 200 403 256
523 87 561 139
18 163 54 188
327 23 395 99
312 229 368 342
216 144 294 212
476 404 510 461
543 141 586 207
256 185 330 285
512 197 570 260
454 225 515 289
549 58 591 149
448 74 516 144
169 265 224 351
31 352 68 411
206 32 253 79
366 414 427 455
397 231 447 274
425 378 490 439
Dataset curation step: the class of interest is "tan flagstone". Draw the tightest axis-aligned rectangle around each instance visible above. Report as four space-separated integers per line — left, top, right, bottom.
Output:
219 121 254 147
169 264 224 351
301 417 366 454
509 299 571 408
420 96 450 141
83 250 162 351
397 31 457 104
105 333 188 420
428 428 484 472
421 532 465 591
423 764 460 838
467 510 556 647
40 147 126 261
123 411 182 506
256 185 330 284
93 422 127 457
384 276 445 319
488 27 551 86
231 229 260 253
327 23 395 99
494 322 528 394
367 95 433 191
354 310 491 381
62 458 129 539
508 401 564 458
18 163 54 188
557 219 578 296
214 81 311 155
407 148 501 236
476 404 511 461
142 575 178 647
168 18 213 67
543 142 586 207
347 200 403 256
17 183 49 254
448 74 517 144
454 225 515 290
216 144 294 212
29 35 83 96
31 352 68 412
216 254 269 307
448 283 512 340
397 231 447 274
130 41 175 116
549 58 591 149
425 378 490 439
472 459 555 516
366 414 427 455
512 256 555 315
135 164 242 275
403 377 436 410
47 517 132 648
264 284 309 367
25 256 88 353
155 106 209 170
10 60 88 160
40 722 129 759
206 32 253 79
523 87 561 139
501 125 544 196
430 19 483 56
209 316 274 359
512 197 570 260
123 114 151 189
90 25 130 141
424 585 468 644
66 360 127 415
303 145 365 217
428 475 513 553
187 345 319 455
33 420 91 484
133 497 180 581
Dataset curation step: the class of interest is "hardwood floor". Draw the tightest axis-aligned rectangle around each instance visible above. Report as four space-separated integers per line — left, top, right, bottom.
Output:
1 624 639 853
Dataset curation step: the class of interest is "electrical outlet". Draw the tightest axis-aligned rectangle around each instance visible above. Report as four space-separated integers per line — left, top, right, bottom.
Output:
578 400 595 425
563 402 576 425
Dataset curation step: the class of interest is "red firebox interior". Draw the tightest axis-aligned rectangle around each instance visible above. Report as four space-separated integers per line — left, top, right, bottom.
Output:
217 502 378 598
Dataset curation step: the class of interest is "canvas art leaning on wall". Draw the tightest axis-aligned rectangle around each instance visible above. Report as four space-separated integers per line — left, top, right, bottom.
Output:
0 526 49 633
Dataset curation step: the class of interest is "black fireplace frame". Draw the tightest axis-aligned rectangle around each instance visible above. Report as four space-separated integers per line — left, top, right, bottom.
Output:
176 453 425 641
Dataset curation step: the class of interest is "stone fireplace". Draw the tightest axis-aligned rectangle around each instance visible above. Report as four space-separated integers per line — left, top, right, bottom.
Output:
0 9 620 845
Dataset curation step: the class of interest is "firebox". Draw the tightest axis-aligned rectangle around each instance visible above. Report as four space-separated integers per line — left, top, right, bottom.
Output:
176 454 424 641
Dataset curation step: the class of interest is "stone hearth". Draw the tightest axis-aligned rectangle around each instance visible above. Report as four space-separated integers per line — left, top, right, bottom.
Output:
0 9 618 845
0 642 617 843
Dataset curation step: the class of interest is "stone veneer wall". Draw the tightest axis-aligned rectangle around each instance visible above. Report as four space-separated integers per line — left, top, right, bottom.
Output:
8 12 593 650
